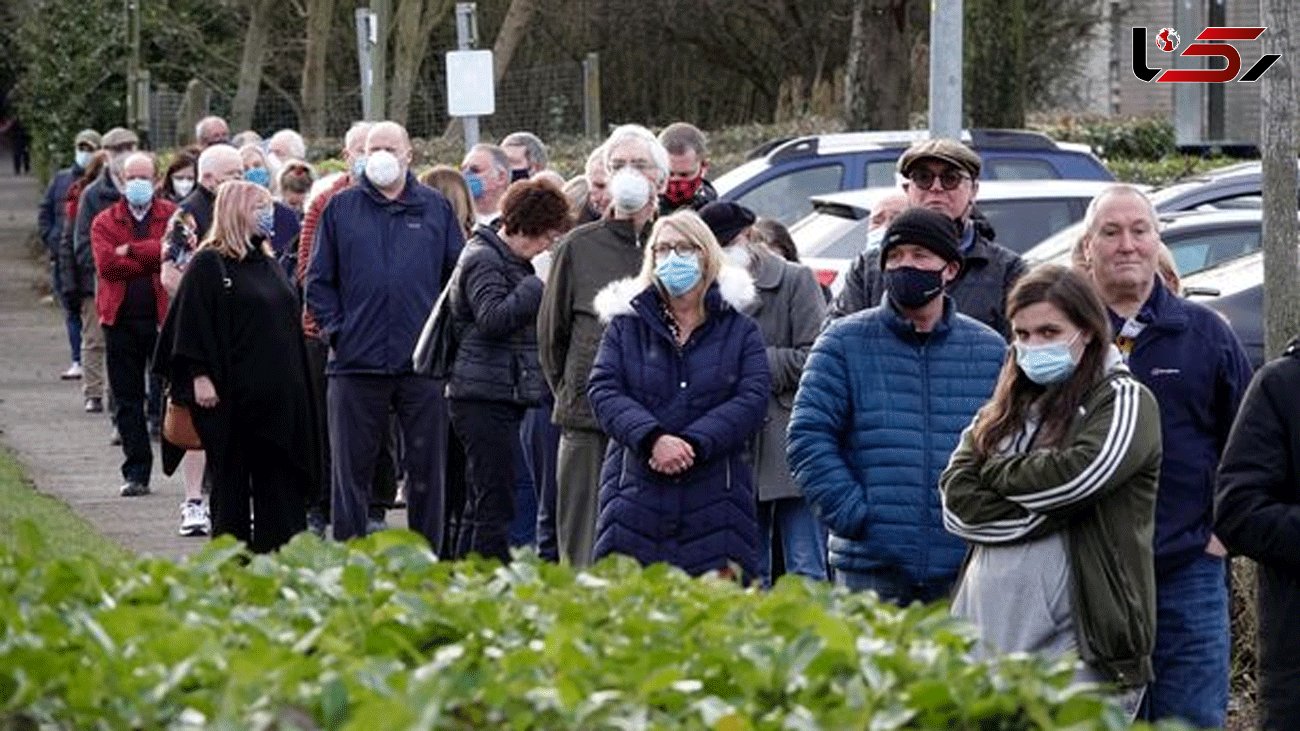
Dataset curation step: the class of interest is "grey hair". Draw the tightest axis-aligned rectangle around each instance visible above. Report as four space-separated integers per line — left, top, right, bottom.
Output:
602 124 670 186
502 131 548 169
197 144 242 179
268 129 307 160
584 144 607 176
468 143 510 175
344 122 373 150
1081 184 1159 237
194 115 228 143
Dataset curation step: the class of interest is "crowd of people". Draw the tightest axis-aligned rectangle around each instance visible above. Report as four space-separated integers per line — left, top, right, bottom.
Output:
35 114 1300 728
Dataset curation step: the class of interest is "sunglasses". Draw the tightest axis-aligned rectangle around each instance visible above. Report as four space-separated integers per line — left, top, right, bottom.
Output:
907 168 971 191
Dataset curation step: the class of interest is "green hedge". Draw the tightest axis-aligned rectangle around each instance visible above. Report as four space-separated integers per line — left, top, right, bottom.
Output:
0 527 1195 730
1033 116 1177 161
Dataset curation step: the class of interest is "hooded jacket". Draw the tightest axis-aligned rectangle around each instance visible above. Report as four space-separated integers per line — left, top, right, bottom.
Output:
587 266 769 577
1215 335 1300 729
304 172 465 376
787 296 1005 583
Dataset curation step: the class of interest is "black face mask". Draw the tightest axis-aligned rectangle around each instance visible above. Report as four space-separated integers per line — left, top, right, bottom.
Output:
883 265 945 309
510 168 530 183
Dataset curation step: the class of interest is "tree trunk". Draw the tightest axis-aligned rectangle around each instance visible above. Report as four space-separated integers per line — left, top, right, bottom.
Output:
300 0 335 138
229 0 276 132
1260 0 1300 360
964 0 1026 128
843 0 911 129
389 0 452 126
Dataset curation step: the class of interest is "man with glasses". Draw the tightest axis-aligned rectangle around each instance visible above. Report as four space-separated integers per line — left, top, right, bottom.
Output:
538 124 670 567
825 138 1025 339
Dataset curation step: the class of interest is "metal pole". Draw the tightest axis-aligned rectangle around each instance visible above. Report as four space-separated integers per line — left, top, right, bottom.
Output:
583 52 601 138
355 9 374 120
126 0 141 132
456 2 480 152
371 0 390 120
928 0 963 139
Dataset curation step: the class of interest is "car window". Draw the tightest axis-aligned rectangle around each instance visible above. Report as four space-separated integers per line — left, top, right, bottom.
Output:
977 199 1080 254
1166 226 1260 276
865 161 897 189
735 164 844 225
817 219 876 259
985 158 1058 181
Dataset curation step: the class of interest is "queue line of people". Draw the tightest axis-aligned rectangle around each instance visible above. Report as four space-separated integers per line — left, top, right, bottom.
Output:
39 115 1299 728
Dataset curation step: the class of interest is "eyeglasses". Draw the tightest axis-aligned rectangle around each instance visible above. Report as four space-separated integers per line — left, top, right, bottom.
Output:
907 168 970 191
609 159 656 174
651 240 702 256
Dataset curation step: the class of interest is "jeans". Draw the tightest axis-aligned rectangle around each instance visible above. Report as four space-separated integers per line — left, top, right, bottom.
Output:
103 317 156 484
519 399 560 559
757 497 828 585
449 399 525 563
51 261 81 363
1138 553 1229 728
834 567 952 606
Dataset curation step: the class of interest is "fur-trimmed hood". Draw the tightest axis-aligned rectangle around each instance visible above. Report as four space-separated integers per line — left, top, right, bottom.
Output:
594 264 758 324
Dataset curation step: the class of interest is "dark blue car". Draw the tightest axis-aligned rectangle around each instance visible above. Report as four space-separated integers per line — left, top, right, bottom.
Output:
715 128 1114 225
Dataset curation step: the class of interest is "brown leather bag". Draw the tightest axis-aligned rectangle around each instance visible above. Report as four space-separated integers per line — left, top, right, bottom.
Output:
163 398 202 450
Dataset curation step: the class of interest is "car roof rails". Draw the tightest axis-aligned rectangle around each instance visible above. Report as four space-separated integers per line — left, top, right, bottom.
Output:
747 136 795 161
767 136 822 163
967 129 1058 150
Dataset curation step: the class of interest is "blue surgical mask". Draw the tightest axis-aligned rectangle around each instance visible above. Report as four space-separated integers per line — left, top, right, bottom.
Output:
255 205 275 238
464 171 485 199
123 178 154 207
244 167 271 188
351 156 367 180
654 251 702 298
1015 332 1082 385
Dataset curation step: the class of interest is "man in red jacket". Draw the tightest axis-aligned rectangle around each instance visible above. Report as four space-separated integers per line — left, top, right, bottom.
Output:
91 152 176 497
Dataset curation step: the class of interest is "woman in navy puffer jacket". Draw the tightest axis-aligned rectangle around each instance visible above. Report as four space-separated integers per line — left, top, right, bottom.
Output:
587 211 769 579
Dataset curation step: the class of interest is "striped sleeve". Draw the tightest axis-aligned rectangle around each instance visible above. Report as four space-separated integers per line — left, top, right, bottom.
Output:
940 423 1050 544
980 377 1160 516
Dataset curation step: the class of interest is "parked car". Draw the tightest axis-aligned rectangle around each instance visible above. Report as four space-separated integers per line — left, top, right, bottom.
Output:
1028 209 1273 279
789 180 1122 291
715 128 1113 225
1021 159 1300 265
1180 247 1297 370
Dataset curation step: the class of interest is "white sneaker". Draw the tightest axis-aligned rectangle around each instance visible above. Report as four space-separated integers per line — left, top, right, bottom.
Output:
179 500 209 537
61 362 83 380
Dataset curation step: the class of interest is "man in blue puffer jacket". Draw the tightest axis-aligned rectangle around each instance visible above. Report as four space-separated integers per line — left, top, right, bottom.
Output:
305 121 465 548
788 207 1005 605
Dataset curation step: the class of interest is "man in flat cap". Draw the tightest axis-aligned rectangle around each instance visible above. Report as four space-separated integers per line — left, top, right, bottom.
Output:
788 206 1006 604
826 138 1025 340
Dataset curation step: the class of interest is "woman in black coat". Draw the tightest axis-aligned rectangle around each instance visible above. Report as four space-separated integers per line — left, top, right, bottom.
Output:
445 179 572 562
154 181 318 553
1215 335 1300 731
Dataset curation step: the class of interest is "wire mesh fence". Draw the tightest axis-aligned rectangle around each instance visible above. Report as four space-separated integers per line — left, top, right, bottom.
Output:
148 60 587 148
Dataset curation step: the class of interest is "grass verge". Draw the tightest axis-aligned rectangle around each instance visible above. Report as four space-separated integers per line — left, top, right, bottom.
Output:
0 447 128 563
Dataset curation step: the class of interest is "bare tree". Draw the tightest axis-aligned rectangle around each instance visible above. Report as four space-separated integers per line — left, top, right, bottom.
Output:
389 0 453 125
300 0 336 138
1261 0 1300 359
844 0 912 129
230 0 277 131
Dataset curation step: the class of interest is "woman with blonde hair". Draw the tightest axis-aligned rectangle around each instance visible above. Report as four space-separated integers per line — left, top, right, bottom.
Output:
153 181 318 552
419 165 476 239
586 210 770 578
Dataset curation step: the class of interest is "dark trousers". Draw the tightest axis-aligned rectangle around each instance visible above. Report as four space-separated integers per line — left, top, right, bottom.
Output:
208 431 307 553
103 317 156 484
449 399 525 563
305 338 397 519
328 374 447 546
521 397 561 560
443 422 467 557
51 263 81 363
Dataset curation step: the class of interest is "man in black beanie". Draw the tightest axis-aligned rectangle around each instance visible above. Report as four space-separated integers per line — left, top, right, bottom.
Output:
787 204 1006 605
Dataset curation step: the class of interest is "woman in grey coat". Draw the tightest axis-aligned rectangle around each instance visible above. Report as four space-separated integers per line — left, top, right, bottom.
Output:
701 202 829 584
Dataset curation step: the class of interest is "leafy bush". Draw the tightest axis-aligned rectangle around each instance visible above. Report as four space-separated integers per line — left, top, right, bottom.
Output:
0 525 1193 730
1107 156 1236 187
1032 116 1176 162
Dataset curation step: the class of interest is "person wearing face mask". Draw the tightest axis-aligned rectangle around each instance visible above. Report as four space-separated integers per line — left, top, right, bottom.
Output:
460 143 511 226
39 128 100 381
69 127 140 415
826 139 1025 340
787 206 1005 605
153 181 318 553
294 122 398 539
657 122 717 215
239 144 274 191
587 210 769 578
158 150 198 203
305 121 466 549
89 152 177 498
941 264 1161 719
501 131 549 182
537 124 672 567
700 201 829 585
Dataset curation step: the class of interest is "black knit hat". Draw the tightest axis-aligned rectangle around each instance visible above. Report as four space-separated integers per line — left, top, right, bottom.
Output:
879 207 962 266
699 201 757 246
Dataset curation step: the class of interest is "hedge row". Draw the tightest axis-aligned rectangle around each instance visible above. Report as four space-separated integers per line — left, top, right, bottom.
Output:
0 525 1196 730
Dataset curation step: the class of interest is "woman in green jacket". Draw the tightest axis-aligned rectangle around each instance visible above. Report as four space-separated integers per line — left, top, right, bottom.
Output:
939 264 1162 717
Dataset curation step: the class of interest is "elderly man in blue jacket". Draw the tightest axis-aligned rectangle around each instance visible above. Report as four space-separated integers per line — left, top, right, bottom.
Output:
305 121 465 547
788 207 1006 605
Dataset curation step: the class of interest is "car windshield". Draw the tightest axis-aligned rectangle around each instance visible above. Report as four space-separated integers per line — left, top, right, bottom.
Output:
978 198 1080 254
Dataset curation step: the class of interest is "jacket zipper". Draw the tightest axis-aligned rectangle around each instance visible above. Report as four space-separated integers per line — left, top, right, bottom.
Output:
724 458 732 492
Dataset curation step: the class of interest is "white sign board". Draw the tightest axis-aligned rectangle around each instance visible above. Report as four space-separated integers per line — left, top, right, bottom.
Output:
446 50 495 117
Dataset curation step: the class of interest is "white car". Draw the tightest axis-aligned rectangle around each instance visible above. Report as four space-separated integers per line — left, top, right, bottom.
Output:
789 180 1123 294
